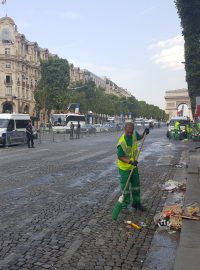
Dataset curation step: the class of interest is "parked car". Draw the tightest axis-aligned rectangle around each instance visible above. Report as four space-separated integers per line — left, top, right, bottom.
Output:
101 124 108 132
93 124 102 133
81 124 96 134
109 123 117 132
102 123 112 132
116 123 124 131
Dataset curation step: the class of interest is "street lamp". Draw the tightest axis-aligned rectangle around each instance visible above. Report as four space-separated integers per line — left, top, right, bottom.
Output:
11 95 20 113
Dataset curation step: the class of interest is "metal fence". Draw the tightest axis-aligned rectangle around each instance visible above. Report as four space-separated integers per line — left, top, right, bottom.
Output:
37 128 122 144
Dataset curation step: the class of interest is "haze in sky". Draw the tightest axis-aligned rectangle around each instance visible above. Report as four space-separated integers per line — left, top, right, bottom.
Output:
1 0 187 109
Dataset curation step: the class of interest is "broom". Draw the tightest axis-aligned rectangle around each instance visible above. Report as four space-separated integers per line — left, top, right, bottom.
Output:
112 133 146 220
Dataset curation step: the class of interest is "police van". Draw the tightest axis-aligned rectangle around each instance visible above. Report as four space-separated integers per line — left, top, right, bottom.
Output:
0 114 31 146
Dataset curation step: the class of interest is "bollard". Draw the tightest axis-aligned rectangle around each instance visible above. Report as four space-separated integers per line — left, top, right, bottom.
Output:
39 129 42 144
24 132 27 146
5 132 8 148
52 131 55 142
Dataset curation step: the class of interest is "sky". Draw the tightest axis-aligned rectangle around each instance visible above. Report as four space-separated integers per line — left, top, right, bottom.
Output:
1 0 187 109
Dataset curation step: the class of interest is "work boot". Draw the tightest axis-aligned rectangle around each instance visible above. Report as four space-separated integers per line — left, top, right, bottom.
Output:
132 203 147 212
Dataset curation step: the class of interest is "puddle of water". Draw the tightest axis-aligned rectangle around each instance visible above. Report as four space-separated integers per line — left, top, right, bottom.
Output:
140 139 173 160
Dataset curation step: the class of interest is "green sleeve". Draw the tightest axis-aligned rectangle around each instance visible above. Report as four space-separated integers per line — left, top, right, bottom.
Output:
117 145 125 157
135 131 143 141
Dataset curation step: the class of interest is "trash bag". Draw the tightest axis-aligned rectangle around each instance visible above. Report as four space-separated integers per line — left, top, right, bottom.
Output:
162 180 179 192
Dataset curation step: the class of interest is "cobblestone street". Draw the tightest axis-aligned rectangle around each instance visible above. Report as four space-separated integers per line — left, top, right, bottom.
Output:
0 128 189 270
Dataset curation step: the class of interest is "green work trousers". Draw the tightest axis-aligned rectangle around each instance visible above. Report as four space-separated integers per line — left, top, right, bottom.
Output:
119 167 140 208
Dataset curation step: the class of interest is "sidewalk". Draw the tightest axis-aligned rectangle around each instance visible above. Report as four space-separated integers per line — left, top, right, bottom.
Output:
175 143 200 270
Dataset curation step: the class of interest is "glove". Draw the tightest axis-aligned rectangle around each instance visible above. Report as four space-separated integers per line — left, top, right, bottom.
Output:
129 160 138 166
143 128 149 136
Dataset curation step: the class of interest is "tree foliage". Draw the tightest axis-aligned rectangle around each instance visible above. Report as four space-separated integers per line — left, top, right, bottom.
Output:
34 57 70 113
68 81 166 120
175 0 200 111
35 59 166 120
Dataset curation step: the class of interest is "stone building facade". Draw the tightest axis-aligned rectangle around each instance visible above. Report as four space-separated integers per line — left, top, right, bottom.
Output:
104 77 132 98
70 64 132 98
0 16 132 121
0 16 54 118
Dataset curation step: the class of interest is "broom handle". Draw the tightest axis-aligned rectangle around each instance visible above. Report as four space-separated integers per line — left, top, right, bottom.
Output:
122 133 146 195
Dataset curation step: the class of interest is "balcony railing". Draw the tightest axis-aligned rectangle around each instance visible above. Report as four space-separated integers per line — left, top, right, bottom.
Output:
4 80 13 85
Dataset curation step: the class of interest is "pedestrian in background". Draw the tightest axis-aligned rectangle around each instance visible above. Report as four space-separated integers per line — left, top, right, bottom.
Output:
76 121 81 139
70 122 74 139
26 121 34 148
117 122 149 211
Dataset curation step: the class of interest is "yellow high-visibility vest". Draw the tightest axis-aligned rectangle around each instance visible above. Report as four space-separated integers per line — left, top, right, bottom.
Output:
117 132 138 171
174 121 180 130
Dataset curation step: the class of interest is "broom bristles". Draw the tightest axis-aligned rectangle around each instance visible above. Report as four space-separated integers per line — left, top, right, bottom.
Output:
112 201 123 220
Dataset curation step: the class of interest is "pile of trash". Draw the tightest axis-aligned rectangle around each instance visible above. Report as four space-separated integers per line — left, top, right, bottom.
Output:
154 203 200 231
162 179 186 192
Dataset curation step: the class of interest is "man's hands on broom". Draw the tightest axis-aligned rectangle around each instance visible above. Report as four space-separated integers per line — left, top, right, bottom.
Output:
129 160 138 167
143 128 149 136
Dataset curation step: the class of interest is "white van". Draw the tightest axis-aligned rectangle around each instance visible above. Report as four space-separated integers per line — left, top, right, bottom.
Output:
168 116 190 132
0 113 31 146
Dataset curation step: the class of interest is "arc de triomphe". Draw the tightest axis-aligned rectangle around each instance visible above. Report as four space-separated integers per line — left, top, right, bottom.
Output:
165 89 192 119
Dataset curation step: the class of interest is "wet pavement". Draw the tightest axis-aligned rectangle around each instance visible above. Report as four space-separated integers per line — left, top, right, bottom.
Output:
0 128 190 269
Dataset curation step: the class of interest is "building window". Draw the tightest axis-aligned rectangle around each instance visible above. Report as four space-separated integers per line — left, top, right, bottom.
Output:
17 87 20 98
26 90 29 100
5 48 11 55
5 86 12 96
31 91 34 100
5 75 12 84
22 88 25 98
5 62 11 68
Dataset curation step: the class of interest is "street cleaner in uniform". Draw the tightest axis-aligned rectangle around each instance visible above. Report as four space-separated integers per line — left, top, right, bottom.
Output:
117 122 149 211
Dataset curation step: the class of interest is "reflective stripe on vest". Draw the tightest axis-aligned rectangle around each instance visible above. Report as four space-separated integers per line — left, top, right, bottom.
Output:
117 131 138 171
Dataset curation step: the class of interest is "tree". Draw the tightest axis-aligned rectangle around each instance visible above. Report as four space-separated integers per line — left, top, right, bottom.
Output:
68 80 166 120
175 0 200 112
34 57 70 116
35 65 166 121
